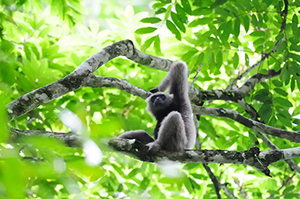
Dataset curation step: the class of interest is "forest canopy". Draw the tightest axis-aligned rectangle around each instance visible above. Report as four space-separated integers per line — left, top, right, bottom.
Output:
1 0 300 198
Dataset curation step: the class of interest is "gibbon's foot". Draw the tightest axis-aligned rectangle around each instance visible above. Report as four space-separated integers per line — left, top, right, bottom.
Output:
118 130 154 145
146 141 162 154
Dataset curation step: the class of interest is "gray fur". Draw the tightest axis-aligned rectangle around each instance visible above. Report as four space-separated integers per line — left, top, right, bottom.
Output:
119 61 196 152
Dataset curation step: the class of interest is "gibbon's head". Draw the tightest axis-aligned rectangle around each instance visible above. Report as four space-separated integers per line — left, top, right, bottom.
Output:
146 92 174 112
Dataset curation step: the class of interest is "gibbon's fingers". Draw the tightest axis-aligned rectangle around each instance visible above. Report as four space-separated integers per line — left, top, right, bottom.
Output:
149 87 159 93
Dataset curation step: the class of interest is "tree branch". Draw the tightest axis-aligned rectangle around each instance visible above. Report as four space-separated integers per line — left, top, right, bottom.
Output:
109 138 300 176
83 75 150 99
203 163 222 199
10 128 81 147
237 69 281 96
193 106 300 143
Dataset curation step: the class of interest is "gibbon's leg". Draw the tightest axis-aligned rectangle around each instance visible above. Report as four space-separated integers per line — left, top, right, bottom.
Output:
118 130 154 144
147 111 187 152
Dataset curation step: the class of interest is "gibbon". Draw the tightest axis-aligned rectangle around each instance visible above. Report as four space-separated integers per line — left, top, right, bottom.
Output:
119 62 196 152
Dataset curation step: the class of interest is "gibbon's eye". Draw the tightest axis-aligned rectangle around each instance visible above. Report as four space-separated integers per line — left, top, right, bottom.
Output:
151 94 166 107
151 94 165 103
159 94 166 100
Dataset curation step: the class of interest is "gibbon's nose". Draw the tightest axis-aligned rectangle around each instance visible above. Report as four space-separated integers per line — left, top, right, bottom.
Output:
154 98 164 106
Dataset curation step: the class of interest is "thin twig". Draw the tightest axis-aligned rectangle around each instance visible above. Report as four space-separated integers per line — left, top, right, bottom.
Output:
192 63 203 84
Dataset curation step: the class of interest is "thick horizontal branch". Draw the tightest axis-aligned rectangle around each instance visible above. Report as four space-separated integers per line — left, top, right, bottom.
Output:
10 128 80 147
202 89 242 102
109 138 270 175
193 106 300 143
109 138 300 176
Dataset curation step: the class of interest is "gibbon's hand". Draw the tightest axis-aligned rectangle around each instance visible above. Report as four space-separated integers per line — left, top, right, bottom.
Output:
150 87 159 93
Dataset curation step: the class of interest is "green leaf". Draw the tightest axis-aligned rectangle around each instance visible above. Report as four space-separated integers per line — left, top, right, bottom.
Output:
171 12 186 32
0 62 16 85
233 18 240 37
184 177 194 194
211 0 227 8
232 52 239 68
134 27 157 34
250 30 266 36
258 102 272 122
243 15 250 33
127 168 140 178
293 105 300 115
175 3 188 23
154 35 162 55
290 44 300 52
160 0 171 3
273 97 293 107
199 118 217 138
276 32 284 41
181 0 191 14
253 38 265 45
152 3 166 9
140 17 162 24
230 42 239 48
274 88 288 96
140 36 156 51
38 26 51 38
290 53 300 63
188 17 211 27
192 7 212 15
272 80 283 87
275 106 291 120
292 14 298 24
216 51 223 68
164 4 172 19
222 20 231 42
140 178 150 190
215 7 230 16
155 8 166 14
277 40 287 54
280 65 290 83
254 89 271 102
251 14 258 26
166 20 181 40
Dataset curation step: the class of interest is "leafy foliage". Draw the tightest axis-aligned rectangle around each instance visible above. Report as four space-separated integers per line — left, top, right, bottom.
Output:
1 0 300 198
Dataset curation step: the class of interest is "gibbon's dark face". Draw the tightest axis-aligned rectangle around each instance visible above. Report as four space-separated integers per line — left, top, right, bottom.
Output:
146 92 174 113
151 94 166 107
